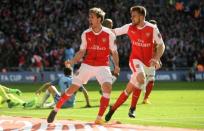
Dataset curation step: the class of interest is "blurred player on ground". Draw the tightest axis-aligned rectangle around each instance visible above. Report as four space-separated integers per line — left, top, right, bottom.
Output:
36 67 91 108
47 7 120 124
0 84 36 108
105 5 165 121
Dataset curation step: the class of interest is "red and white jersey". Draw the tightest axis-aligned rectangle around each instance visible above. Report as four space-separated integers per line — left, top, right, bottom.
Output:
114 21 164 66
32 54 42 67
80 27 116 66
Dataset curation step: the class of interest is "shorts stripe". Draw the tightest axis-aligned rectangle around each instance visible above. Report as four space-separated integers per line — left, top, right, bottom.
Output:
129 59 136 72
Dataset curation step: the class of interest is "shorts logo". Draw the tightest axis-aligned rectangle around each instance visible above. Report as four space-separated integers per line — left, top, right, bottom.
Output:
131 30 136 34
88 37 91 42
135 64 140 68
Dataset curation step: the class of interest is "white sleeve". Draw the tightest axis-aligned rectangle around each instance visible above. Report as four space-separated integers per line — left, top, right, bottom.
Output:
109 32 117 51
153 26 164 45
114 24 129 36
80 32 87 50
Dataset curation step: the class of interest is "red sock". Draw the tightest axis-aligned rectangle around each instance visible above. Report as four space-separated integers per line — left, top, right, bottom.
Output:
130 88 141 109
98 96 110 117
144 81 154 100
112 91 128 111
56 93 71 109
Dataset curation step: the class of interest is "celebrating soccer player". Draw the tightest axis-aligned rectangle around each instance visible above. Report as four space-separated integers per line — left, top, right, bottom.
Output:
47 7 120 124
105 5 165 121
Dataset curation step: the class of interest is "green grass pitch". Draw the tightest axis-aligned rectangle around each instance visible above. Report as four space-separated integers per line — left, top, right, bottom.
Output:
0 81 204 129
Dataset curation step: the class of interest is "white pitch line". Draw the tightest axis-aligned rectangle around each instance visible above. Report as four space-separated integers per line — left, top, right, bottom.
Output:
128 130 136 131
1 111 204 127
128 118 204 126
11 129 18 131
67 124 76 131
36 122 48 131
3 111 204 120
96 125 108 131
112 128 122 131
54 123 63 131
83 124 93 131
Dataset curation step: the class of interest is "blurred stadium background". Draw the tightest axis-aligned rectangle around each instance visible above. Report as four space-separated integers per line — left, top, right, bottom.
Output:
0 0 204 82
0 0 204 129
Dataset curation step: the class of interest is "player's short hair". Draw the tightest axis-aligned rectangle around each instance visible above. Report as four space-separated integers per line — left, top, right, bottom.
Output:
89 7 105 23
102 19 113 29
149 19 157 25
64 67 72 76
130 6 146 17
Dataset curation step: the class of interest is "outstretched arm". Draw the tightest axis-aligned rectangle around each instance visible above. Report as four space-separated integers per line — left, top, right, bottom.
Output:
0 85 22 96
36 82 51 95
113 24 129 36
0 85 11 101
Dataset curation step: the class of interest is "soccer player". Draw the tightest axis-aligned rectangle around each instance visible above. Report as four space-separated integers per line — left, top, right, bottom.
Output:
105 6 165 121
141 19 161 104
47 7 120 124
98 19 119 95
0 84 36 108
102 18 119 83
36 67 91 108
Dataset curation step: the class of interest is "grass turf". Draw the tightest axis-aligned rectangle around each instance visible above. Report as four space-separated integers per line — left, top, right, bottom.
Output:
0 81 204 129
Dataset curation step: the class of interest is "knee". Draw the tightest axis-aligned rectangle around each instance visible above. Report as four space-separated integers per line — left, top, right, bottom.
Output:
102 82 112 93
124 82 135 95
124 89 131 95
102 92 110 98
136 73 145 84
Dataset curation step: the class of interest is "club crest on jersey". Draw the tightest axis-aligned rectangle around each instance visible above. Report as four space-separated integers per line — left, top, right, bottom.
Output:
146 32 150 37
135 64 140 68
88 37 91 42
102 38 107 43
131 30 136 34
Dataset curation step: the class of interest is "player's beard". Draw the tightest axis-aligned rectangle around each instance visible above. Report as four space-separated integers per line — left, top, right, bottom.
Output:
132 18 140 26
89 22 93 28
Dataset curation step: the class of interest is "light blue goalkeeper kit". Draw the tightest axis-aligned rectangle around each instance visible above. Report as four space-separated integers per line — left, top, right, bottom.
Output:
51 76 75 108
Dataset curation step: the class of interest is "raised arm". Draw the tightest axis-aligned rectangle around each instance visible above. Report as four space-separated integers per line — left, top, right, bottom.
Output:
36 82 51 95
113 24 130 36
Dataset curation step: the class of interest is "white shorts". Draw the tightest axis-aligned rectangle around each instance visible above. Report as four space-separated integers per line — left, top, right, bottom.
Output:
72 63 112 87
129 59 155 90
